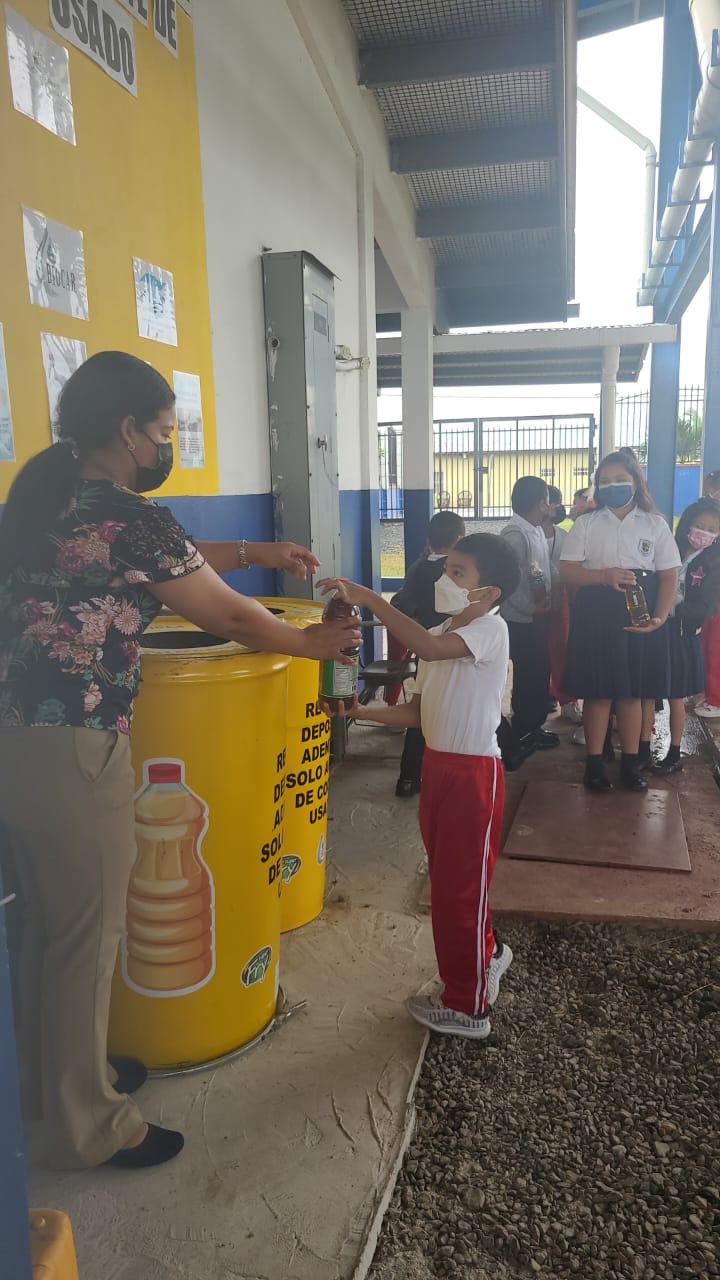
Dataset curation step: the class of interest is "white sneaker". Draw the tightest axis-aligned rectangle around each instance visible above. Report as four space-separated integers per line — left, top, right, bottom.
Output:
572 726 586 745
486 941 513 1006
407 993 491 1039
695 701 720 720
561 701 583 724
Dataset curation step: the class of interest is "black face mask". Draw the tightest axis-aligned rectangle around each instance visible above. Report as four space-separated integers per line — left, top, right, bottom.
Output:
134 434 174 492
552 505 567 525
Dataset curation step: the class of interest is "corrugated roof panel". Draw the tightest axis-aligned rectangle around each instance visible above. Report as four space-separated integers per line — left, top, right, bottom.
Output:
342 0 552 46
374 70 554 137
406 160 557 208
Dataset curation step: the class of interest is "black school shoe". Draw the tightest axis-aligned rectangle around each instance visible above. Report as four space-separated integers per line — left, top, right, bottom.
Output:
620 768 648 793
584 767 614 793
110 1056 147 1096
106 1123 185 1169
532 728 560 750
395 777 421 798
651 754 683 777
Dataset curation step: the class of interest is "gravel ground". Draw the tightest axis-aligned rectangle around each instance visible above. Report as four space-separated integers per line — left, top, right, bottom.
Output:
369 921 720 1280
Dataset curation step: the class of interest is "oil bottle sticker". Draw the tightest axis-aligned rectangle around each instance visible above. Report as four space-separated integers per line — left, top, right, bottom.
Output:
317 834 326 865
241 945 272 987
122 758 216 999
321 659 357 697
281 854 302 884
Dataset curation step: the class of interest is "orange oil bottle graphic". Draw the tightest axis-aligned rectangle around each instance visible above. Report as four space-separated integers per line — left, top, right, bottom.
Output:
123 760 215 997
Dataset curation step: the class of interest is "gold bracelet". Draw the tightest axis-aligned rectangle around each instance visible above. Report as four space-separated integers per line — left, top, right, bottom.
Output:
237 539 250 570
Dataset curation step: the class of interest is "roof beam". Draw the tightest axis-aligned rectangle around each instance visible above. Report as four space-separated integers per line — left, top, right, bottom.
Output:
654 202 711 324
417 196 560 240
434 256 560 289
359 28 556 88
391 123 557 174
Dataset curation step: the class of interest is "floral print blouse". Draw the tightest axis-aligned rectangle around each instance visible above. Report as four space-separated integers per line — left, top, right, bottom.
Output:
0 481 204 732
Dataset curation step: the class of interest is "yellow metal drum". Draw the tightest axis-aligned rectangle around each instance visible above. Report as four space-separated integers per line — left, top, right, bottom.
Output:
109 619 290 1070
256 598 330 932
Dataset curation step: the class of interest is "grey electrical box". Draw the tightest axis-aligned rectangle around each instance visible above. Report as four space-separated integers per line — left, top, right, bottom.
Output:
262 251 340 599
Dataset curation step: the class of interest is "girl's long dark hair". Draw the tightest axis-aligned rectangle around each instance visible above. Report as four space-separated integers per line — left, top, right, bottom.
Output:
594 450 656 512
0 352 174 577
675 497 720 560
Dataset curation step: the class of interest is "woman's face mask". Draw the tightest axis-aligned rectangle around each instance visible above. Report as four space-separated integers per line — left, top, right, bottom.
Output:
435 574 490 616
687 525 718 551
133 432 175 492
596 481 634 510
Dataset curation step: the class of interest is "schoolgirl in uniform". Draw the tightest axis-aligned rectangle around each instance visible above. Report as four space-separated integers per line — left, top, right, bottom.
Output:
560 452 680 793
643 498 720 774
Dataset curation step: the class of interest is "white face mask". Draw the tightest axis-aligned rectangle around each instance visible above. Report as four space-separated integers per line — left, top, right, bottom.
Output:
435 574 486 616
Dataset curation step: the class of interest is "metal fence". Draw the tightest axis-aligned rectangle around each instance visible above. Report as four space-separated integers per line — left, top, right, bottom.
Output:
616 385 704 460
378 414 597 520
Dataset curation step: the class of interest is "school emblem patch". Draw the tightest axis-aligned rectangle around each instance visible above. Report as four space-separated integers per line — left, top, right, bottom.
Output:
638 539 652 555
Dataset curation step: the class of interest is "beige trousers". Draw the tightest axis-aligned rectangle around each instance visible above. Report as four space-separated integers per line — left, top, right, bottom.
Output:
0 727 143 1169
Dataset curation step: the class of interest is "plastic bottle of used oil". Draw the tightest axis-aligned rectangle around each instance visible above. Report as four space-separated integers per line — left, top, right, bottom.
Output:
124 761 213 994
624 583 651 627
319 593 362 711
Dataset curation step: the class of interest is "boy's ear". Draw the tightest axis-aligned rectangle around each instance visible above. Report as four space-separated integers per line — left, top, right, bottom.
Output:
485 585 502 606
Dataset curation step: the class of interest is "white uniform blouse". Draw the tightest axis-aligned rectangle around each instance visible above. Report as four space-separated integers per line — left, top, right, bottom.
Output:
559 506 681 573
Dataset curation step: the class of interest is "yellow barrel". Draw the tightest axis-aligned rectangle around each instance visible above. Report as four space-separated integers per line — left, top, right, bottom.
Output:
109 619 290 1070
256 598 330 932
30 1210 78 1280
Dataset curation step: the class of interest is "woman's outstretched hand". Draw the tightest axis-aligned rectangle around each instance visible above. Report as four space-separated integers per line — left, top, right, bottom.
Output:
248 541 320 580
300 620 362 663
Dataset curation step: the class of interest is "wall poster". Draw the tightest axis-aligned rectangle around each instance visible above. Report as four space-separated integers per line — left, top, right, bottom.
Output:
133 257 177 345
173 370 205 468
0 325 15 462
6 7 75 143
23 207 88 319
41 333 88 439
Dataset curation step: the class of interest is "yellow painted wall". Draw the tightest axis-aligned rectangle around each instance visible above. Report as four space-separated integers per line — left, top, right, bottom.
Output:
434 448 591 510
0 2 218 501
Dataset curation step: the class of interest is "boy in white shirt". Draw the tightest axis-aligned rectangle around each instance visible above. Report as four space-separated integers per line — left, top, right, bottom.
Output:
319 533 521 1040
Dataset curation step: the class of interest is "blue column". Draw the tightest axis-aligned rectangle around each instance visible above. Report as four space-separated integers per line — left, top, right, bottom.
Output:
0 879 32 1280
647 331 681 521
703 147 720 475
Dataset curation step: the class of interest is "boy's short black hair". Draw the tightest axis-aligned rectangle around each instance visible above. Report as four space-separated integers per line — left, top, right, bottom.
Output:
427 510 465 551
511 475 548 515
547 485 563 505
453 532 521 605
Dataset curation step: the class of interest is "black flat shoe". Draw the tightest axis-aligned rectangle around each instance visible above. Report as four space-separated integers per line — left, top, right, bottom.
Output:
107 1124 184 1169
110 1056 148 1096
395 777 421 798
651 758 683 777
534 729 560 750
621 771 648 793
638 755 654 773
584 770 614 793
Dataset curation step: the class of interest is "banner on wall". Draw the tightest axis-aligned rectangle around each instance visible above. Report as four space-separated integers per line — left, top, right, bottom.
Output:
177 0 191 14
0 325 15 462
23 207 88 319
6 7 75 144
133 257 177 345
174 370 205 468
49 0 137 97
116 0 149 26
153 0 178 56
41 333 88 440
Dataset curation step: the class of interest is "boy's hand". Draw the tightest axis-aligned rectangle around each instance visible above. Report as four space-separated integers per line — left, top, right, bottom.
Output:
316 577 372 608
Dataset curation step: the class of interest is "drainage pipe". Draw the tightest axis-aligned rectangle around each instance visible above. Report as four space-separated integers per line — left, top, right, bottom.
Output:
638 0 720 306
577 88 656 294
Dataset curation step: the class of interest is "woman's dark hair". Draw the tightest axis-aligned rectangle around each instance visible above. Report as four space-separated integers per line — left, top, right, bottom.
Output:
511 475 548 516
594 450 655 512
454 531 521 605
0 352 174 577
675 497 720 560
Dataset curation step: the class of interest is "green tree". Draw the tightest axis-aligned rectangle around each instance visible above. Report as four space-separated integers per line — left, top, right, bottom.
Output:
634 407 703 464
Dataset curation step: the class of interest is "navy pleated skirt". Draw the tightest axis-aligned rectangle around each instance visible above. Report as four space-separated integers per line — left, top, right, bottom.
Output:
667 615 705 699
562 574 670 700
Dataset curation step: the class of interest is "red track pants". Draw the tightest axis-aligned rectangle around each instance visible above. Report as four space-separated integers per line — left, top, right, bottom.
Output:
702 613 720 706
419 748 504 1017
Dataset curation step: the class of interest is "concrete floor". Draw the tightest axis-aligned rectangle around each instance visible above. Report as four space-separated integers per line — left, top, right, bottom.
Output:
27 708 720 1279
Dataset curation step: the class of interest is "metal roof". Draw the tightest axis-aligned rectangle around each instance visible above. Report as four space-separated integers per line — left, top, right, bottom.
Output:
340 0 576 330
376 323 677 388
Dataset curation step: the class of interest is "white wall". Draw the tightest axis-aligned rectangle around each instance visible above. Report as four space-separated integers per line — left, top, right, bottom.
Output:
194 0 362 496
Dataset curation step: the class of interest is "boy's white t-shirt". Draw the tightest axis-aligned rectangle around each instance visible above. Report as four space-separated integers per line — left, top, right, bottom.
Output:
412 612 509 758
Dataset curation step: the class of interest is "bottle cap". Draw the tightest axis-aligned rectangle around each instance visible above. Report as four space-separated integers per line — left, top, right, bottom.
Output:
147 762 182 784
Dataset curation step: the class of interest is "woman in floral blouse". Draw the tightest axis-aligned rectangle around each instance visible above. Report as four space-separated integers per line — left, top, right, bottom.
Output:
0 351 359 1172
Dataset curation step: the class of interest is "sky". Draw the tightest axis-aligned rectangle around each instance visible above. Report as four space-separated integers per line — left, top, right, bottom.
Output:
377 17 709 426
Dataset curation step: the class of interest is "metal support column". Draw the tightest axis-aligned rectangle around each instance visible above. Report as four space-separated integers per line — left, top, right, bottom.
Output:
0 880 32 1280
647 329 681 521
703 147 720 476
401 306 434 568
599 344 620 457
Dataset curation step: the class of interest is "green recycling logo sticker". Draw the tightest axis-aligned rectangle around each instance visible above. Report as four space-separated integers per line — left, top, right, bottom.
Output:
281 854 302 884
241 945 272 987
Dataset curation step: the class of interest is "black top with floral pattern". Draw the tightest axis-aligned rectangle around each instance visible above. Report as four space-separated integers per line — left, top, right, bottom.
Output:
0 481 204 732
